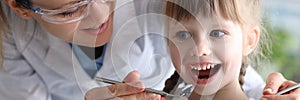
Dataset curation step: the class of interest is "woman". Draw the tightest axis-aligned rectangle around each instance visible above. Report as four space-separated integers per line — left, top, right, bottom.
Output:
0 2 7 66
0 0 171 99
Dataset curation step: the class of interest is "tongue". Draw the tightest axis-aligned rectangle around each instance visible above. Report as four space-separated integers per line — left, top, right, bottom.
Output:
198 70 211 76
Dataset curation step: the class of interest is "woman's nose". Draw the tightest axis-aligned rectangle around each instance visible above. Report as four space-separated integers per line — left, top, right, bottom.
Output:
82 1 110 25
189 36 212 57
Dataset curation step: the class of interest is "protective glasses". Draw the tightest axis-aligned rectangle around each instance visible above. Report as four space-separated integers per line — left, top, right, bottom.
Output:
22 0 110 24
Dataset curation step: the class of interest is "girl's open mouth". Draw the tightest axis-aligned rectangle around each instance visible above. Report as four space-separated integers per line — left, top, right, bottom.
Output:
191 64 222 84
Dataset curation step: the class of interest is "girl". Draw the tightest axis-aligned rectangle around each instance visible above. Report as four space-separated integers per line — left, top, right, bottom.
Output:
1 0 169 99
163 0 270 99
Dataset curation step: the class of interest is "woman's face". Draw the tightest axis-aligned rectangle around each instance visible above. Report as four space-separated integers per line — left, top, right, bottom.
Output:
28 0 115 47
167 14 247 95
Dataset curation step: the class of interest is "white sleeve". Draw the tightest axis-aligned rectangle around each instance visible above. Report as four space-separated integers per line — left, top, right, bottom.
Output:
0 2 49 99
0 71 49 100
0 29 49 100
243 65 265 100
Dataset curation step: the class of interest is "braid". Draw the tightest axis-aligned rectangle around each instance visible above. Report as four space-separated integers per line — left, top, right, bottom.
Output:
163 71 180 93
239 58 249 91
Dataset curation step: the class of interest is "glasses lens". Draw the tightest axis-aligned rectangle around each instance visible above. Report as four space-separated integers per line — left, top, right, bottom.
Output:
41 2 90 24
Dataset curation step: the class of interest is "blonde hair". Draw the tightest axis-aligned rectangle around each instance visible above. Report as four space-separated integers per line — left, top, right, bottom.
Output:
0 2 8 68
163 0 271 92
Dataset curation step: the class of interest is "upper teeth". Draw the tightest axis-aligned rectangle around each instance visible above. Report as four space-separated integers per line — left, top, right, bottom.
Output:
191 64 216 71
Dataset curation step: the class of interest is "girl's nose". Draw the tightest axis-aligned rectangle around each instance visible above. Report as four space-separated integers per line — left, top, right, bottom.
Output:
189 36 212 57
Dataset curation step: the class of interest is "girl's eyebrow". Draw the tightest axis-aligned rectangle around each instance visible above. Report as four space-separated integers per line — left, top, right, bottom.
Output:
211 21 233 29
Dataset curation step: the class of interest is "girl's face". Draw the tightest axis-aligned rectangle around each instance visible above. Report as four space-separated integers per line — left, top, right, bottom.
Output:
168 15 247 95
27 0 115 47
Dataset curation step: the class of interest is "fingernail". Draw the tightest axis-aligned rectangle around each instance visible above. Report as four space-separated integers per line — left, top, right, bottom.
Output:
147 93 155 97
261 98 268 100
134 82 143 88
150 94 160 100
264 88 273 93
129 81 144 89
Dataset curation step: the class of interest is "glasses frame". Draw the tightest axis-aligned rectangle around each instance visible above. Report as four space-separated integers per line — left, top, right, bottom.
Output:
22 0 93 24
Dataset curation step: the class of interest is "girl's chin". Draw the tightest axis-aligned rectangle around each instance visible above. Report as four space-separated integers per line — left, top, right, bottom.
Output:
193 85 219 96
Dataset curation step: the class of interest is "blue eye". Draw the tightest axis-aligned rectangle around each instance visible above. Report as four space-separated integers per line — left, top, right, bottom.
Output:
176 31 192 39
210 30 225 37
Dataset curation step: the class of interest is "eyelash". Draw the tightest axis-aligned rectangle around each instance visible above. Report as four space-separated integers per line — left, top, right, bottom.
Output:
174 29 228 40
175 31 193 40
58 3 86 17
59 9 79 17
209 30 227 38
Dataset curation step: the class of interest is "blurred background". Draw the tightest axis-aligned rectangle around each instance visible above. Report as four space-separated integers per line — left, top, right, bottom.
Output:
257 0 300 82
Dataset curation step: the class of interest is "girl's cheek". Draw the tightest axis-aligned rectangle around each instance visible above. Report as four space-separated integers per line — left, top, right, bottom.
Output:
210 40 227 61
169 43 182 72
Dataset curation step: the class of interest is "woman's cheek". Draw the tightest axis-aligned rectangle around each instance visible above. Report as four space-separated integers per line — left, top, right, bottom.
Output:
43 22 79 41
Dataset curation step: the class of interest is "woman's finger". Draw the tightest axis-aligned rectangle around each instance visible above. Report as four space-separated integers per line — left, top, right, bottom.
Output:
261 80 300 100
85 86 115 100
123 70 140 83
263 72 287 95
118 92 161 100
85 81 145 100
278 80 297 92
107 81 145 96
261 92 300 100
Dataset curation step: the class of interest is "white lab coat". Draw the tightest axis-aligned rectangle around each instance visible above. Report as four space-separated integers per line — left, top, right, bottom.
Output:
0 0 264 100
0 0 174 100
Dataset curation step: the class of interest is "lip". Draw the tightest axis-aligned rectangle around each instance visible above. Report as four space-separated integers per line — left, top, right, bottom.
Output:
81 19 110 35
196 66 221 84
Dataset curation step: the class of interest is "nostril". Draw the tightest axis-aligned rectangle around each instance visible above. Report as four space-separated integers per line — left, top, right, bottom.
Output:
190 51 209 57
190 46 211 57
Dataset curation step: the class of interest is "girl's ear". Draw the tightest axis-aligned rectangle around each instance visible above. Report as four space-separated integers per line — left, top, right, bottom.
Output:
243 26 260 56
3 0 32 19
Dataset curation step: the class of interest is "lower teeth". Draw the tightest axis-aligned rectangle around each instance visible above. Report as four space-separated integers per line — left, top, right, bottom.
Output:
196 64 221 79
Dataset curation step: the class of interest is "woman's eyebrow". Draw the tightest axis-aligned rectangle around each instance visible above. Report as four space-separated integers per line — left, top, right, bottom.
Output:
33 0 83 10
51 0 83 10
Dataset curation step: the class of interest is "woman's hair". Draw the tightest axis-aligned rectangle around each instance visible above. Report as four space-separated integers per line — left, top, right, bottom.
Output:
0 4 8 31
163 0 271 93
0 2 8 67
15 0 32 9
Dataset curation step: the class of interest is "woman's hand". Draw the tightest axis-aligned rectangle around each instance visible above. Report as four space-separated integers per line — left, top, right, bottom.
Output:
261 72 300 100
85 71 161 100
